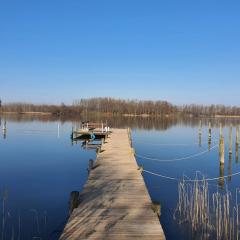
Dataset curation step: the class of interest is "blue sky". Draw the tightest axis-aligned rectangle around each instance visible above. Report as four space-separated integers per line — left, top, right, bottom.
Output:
0 0 240 105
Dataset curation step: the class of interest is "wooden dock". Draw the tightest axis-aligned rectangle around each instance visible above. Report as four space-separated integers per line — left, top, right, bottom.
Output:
60 129 165 240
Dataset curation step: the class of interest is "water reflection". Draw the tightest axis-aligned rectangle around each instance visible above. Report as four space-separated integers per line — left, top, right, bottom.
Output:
1 113 240 240
2 113 240 130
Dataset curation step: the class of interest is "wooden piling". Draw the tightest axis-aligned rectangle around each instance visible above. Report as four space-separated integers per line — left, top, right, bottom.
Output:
198 120 202 147
208 121 212 138
218 163 224 189
219 136 225 165
236 126 239 145
236 126 239 163
208 121 212 151
229 125 233 155
220 122 223 138
228 152 232 182
69 191 79 215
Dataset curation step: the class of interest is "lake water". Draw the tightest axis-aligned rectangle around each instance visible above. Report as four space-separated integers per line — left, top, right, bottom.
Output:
0 114 240 240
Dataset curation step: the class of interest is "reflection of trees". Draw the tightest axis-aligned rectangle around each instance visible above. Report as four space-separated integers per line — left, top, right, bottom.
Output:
1 98 240 116
2 114 240 131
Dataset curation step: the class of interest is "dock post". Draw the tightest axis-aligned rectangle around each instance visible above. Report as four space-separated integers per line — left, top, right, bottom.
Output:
229 125 233 155
101 121 104 133
88 159 94 172
69 191 79 215
218 163 224 189
228 150 232 182
208 121 212 151
220 122 223 138
198 120 202 147
2 119 6 139
219 136 225 165
58 123 60 138
236 126 239 163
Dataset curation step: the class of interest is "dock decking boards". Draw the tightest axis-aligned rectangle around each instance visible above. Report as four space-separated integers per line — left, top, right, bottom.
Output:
60 129 165 240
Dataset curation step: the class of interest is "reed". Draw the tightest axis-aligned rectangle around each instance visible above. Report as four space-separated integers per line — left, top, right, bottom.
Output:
174 175 240 239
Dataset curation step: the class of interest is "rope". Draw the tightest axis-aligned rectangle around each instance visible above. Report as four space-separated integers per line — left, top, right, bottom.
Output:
143 169 240 182
134 140 218 147
135 144 218 162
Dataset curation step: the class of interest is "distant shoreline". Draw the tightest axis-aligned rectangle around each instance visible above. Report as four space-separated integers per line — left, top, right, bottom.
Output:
1 111 240 119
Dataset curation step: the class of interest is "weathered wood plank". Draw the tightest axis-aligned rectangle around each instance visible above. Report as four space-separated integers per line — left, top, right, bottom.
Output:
60 128 165 240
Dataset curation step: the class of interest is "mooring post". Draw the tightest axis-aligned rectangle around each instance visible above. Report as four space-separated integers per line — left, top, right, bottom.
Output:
2 119 6 139
69 191 79 215
208 121 212 138
208 121 212 151
88 159 94 171
229 125 233 155
198 120 202 147
58 123 60 138
101 121 103 133
228 151 232 182
218 163 224 189
236 126 239 145
219 136 225 165
220 122 223 138
236 126 239 163
3 119 6 131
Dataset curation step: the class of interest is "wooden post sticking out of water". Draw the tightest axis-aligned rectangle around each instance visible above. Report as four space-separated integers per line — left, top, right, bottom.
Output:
58 123 60 138
2 119 6 131
236 126 239 163
101 121 103 133
228 151 232 182
198 120 202 147
208 121 212 138
88 159 94 171
219 136 225 165
229 125 233 155
236 126 239 145
69 191 79 215
208 121 212 151
2 119 6 139
218 163 224 189
220 123 223 138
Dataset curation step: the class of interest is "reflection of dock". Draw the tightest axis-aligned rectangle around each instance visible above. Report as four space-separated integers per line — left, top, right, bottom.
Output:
61 129 165 240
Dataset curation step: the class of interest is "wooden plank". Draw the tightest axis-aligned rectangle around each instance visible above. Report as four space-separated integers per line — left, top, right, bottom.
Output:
60 129 165 240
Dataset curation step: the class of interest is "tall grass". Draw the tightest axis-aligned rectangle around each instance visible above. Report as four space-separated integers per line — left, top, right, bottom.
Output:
174 175 240 240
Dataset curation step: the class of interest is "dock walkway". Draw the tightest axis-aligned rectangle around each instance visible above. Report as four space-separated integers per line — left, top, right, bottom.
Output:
60 129 165 240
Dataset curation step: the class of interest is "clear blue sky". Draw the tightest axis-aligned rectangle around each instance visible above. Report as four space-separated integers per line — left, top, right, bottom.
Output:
0 0 240 105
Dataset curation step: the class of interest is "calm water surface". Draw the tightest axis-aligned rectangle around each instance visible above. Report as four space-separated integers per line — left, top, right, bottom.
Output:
0 115 240 240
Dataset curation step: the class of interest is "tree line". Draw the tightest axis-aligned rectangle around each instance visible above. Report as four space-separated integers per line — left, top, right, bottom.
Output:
0 97 240 116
